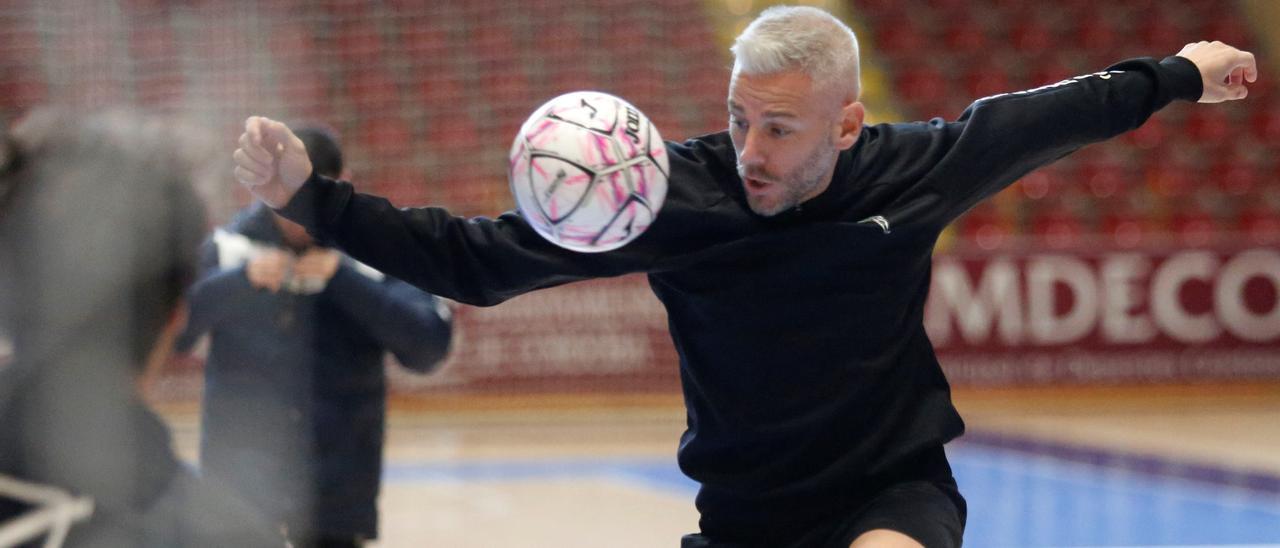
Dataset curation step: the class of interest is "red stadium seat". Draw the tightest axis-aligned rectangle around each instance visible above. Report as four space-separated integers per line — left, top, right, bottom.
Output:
1248 106 1280 141
943 17 989 56
1008 15 1056 58
961 65 1011 99
416 71 465 107
895 63 950 109
0 68 47 111
1124 116 1167 150
1196 14 1254 50
135 73 186 108
1183 107 1232 142
1101 203 1160 248
355 116 415 160
398 21 450 58
956 202 1015 250
470 20 518 62
873 16 931 59
266 23 315 60
1238 203 1280 245
278 69 333 118
1212 157 1262 197
1089 166 1130 201
1170 204 1221 246
129 26 177 62
371 165 431 206
1070 14 1121 60
479 63 533 113
1029 202 1087 248
334 21 385 67
926 0 969 14
424 113 481 157
1144 160 1198 199
1136 15 1184 52
1025 54 1078 88
343 68 401 110
852 0 901 17
1015 166 1071 201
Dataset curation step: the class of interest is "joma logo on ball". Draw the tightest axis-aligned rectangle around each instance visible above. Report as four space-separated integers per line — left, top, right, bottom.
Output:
624 107 642 144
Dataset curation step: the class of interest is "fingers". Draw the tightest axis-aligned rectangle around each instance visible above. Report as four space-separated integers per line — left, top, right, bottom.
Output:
236 116 285 187
233 148 270 177
234 164 268 187
239 130 273 165
244 116 266 148
260 119 297 154
1236 50 1258 83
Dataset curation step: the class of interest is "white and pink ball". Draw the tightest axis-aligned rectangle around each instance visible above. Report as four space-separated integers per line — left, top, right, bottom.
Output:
508 91 669 253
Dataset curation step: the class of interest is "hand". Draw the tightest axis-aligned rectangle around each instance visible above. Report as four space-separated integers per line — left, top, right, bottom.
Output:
1176 41 1258 103
245 249 294 293
291 248 341 288
233 116 313 208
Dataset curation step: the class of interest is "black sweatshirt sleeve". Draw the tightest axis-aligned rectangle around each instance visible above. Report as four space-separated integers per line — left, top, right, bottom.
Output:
277 177 657 306
921 56 1203 221
276 140 750 306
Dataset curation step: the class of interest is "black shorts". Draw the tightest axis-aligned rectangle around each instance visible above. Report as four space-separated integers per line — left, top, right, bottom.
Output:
681 450 966 548
824 477 966 547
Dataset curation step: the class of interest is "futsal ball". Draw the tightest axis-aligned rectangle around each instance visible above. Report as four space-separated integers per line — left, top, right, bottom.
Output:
508 91 669 253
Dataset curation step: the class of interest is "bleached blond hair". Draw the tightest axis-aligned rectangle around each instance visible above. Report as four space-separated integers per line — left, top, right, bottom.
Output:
730 5 861 100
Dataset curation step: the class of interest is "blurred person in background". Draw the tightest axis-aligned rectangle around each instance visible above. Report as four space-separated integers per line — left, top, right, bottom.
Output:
178 126 453 548
0 107 281 547
232 6 1257 548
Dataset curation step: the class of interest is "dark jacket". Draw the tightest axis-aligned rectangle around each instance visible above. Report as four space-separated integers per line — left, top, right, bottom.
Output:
178 203 452 539
278 57 1202 542
0 352 281 547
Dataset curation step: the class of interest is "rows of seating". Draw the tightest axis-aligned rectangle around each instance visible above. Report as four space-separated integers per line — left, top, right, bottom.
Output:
0 1 1273 246
852 0 1279 247
0 0 727 217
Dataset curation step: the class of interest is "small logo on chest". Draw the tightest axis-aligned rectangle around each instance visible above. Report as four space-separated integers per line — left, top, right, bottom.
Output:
859 215 891 234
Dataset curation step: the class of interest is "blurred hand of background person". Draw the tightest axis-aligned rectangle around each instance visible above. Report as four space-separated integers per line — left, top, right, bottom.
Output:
292 248 340 283
246 249 294 293
288 248 341 294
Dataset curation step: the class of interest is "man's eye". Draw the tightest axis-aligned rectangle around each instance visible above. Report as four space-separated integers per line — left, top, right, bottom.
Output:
770 127 792 137
730 119 747 130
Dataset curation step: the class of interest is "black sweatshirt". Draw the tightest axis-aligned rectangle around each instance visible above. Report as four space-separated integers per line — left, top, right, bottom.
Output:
279 56 1203 533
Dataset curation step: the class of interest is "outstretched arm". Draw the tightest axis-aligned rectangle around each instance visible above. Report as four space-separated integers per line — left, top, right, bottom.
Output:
920 41 1256 221
230 116 746 305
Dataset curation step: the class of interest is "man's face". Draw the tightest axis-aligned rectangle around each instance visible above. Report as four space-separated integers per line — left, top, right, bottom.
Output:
728 70 842 217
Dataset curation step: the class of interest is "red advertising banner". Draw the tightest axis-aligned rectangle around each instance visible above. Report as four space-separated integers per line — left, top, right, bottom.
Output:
388 275 682 394
16 244 1274 398
398 243 1278 393
928 245 1280 385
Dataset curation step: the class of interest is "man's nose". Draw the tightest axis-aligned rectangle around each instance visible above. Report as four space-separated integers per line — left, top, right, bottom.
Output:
738 129 766 169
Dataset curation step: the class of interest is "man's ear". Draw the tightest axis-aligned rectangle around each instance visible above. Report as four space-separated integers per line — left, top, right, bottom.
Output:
835 101 865 151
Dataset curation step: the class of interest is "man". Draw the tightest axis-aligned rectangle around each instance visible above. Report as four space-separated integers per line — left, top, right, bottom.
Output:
0 107 281 546
231 6 1256 548
180 127 453 548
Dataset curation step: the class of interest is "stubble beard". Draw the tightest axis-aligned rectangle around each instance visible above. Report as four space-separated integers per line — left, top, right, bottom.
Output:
741 141 838 217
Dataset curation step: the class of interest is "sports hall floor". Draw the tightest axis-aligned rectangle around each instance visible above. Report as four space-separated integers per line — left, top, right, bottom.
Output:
159 382 1280 547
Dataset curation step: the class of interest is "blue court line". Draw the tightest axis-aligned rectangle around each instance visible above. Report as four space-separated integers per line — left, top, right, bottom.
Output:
385 446 1280 546
954 444 1280 547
